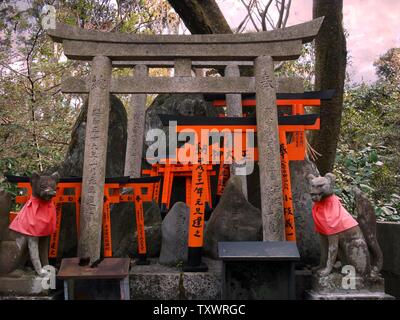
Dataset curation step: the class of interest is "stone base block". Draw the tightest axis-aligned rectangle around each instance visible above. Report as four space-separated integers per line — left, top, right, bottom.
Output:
0 273 49 296
311 271 385 292
295 269 313 300
0 292 62 300
306 290 395 300
129 258 222 300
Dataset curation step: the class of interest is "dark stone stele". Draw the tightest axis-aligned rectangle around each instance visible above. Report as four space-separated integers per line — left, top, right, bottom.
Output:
204 176 263 259
218 241 300 300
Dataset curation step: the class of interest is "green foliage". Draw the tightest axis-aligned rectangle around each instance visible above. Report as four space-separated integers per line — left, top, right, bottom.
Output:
0 0 179 195
334 65 400 221
276 43 315 90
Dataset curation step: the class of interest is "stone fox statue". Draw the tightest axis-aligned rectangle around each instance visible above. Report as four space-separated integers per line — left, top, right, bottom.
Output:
8 172 59 276
307 173 383 278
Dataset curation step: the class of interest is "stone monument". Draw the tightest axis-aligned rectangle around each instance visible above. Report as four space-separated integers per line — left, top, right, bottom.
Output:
47 17 325 265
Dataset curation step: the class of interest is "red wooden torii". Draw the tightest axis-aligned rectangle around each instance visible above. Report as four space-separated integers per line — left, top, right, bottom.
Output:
6 175 160 263
158 113 320 242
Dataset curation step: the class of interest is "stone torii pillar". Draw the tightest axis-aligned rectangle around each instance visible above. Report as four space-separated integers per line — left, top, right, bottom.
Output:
124 64 148 178
225 63 248 200
78 56 112 262
48 17 323 258
255 55 285 241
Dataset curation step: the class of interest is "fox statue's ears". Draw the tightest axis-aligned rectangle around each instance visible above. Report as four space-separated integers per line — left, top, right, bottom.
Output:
324 173 336 184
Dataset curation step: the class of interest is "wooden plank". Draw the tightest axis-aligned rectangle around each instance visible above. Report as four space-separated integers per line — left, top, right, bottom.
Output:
62 76 256 94
63 40 302 61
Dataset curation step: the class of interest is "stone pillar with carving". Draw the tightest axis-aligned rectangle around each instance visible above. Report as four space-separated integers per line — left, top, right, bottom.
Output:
124 64 148 178
78 56 112 263
254 55 285 241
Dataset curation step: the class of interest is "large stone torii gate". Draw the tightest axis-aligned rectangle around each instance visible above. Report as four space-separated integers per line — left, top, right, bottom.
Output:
48 17 323 263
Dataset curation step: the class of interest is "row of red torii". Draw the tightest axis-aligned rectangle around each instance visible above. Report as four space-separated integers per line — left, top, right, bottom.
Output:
47 17 324 265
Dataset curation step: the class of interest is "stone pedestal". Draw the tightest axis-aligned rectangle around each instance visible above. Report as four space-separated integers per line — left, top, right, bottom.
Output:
306 272 394 300
306 290 395 300
129 258 222 300
0 271 57 298
219 241 300 300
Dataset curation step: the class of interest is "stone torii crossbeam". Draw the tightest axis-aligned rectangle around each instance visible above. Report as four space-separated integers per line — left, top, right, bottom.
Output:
48 17 323 263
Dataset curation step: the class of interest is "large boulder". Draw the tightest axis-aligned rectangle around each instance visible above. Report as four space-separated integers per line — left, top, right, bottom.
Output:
111 201 162 258
144 93 218 141
54 95 128 258
159 202 190 265
143 94 219 207
57 95 127 178
204 176 263 259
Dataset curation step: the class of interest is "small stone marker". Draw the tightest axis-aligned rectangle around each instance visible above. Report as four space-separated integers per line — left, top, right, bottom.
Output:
204 177 262 259
159 202 190 265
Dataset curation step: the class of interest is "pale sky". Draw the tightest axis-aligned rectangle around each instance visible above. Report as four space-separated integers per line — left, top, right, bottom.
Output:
217 0 400 83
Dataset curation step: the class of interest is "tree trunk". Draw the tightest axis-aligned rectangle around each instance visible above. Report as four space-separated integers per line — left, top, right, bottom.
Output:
167 0 232 34
311 0 347 175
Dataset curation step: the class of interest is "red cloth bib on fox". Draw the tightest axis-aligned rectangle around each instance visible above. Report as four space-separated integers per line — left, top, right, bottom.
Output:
9 196 56 237
312 194 358 235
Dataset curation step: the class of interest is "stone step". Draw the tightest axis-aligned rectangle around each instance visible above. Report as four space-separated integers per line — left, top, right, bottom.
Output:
129 258 222 300
306 290 395 300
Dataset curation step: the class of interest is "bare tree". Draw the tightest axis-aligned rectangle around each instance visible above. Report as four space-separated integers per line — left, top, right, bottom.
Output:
310 0 347 175
237 0 292 33
167 0 232 34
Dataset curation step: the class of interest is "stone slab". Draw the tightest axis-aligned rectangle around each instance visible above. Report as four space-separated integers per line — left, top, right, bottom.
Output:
0 274 49 296
63 40 302 61
218 241 300 261
306 290 395 300
49 18 323 44
129 258 222 300
0 291 63 300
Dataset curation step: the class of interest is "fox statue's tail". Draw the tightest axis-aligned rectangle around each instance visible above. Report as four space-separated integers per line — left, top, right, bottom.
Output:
353 187 383 274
